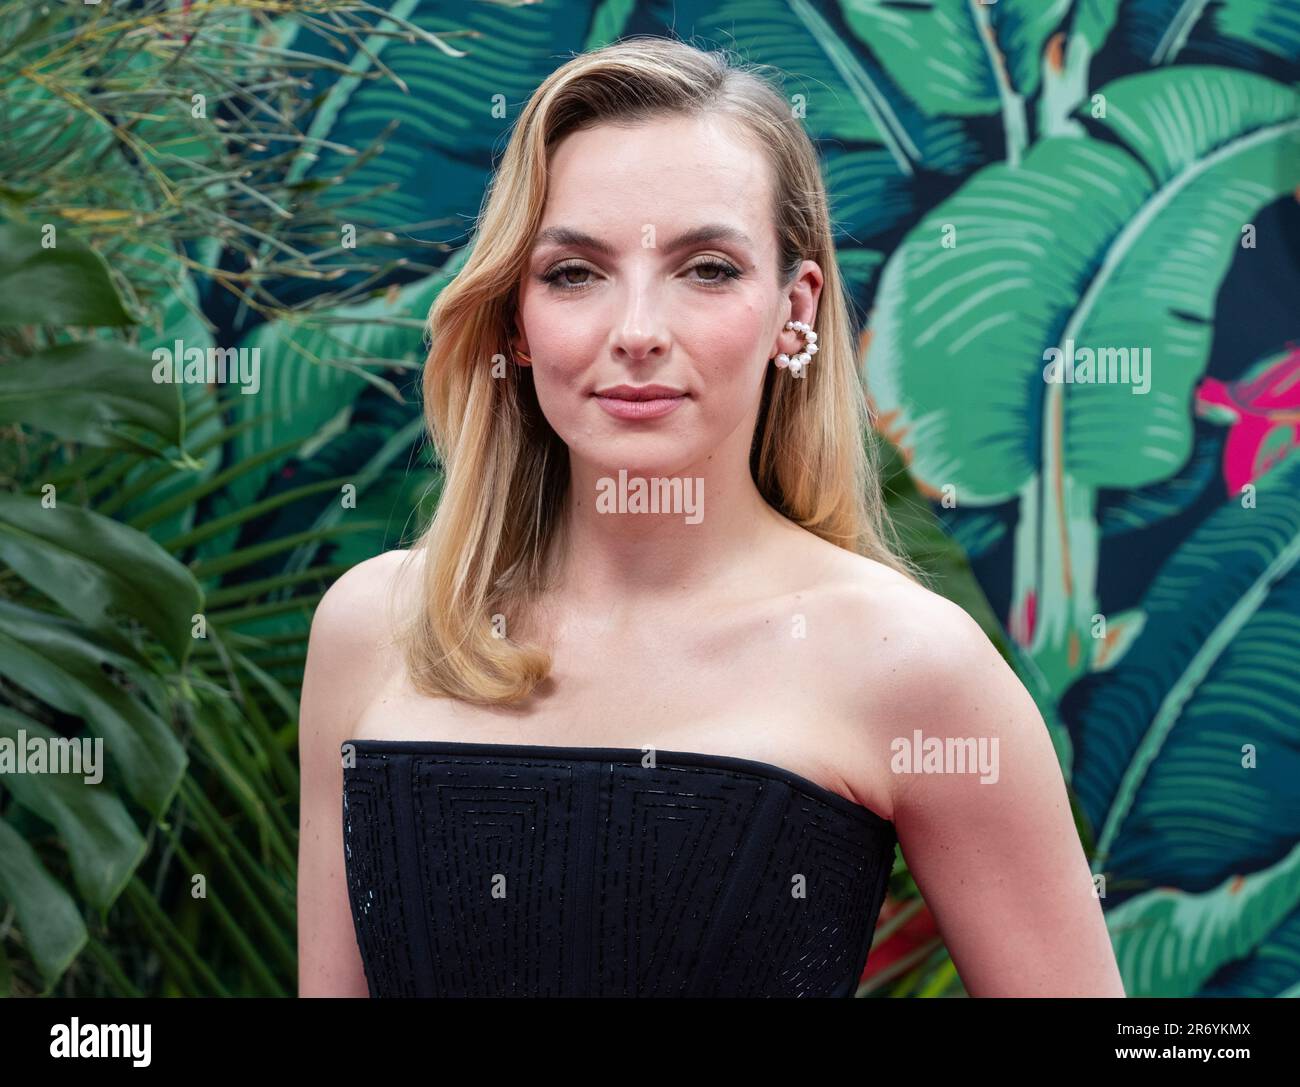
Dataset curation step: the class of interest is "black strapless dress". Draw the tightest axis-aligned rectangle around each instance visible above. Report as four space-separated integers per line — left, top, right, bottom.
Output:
341 738 897 997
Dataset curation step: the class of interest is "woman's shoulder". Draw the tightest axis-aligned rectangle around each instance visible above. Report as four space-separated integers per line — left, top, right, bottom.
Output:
799 541 1008 721
300 549 426 749
828 548 980 640
310 548 422 646
305 549 424 695
789 528 980 638
322 546 420 594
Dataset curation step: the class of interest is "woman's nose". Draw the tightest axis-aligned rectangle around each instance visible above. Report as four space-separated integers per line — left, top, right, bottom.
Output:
611 273 671 361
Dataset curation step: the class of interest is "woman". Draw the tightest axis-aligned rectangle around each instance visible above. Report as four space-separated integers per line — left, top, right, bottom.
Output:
297 36 1124 998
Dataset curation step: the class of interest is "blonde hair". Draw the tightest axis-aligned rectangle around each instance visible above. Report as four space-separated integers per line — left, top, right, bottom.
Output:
399 35 921 703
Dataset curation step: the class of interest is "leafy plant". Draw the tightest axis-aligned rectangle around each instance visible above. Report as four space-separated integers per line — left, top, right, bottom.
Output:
0 1 449 996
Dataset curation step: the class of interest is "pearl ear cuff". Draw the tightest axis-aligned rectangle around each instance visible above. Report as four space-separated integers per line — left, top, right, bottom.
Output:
774 320 818 377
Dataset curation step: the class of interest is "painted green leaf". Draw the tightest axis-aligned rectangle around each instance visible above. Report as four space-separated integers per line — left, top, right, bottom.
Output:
208 261 458 566
1073 0 1123 54
0 602 186 819
1199 900 1300 997
1093 65 1300 182
1064 450 1300 967
585 0 638 50
1105 840 1300 997
1096 430 1223 536
1055 0 1300 72
0 222 133 327
836 246 886 301
1115 0 1300 67
0 708 147 913
673 0 989 178
936 508 1008 561
287 1 583 240
0 493 202 664
676 0 903 146
842 0 1070 113
824 120 983 240
1212 0 1300 66
868 68 1300 500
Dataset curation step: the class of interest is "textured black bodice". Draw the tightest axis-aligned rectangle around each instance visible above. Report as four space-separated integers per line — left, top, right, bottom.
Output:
341 738 897 997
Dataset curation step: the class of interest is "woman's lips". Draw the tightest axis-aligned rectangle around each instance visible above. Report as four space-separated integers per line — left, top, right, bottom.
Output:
593 393 687 420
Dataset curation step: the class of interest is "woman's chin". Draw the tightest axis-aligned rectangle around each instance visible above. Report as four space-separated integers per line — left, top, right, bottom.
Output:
575 444 702 482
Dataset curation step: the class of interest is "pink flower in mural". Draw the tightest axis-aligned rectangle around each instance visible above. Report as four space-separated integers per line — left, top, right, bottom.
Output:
1196 347 1300 495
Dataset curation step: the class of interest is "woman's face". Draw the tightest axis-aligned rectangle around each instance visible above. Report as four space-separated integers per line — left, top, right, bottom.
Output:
514 113 820 476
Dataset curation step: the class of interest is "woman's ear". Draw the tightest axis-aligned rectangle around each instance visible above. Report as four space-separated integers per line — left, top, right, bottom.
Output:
508 314 532 366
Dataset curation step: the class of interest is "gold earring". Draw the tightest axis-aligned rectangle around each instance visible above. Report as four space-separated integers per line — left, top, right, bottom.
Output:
515 348 532 364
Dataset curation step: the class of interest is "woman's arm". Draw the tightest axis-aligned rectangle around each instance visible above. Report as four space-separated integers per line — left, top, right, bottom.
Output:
875 588 1126 997
297 553 406 997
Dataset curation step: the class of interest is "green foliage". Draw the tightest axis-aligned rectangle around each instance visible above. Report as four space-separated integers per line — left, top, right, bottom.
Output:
0 0 443 997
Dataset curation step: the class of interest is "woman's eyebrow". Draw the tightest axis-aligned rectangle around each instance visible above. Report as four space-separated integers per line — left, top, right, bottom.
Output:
532 223 754 255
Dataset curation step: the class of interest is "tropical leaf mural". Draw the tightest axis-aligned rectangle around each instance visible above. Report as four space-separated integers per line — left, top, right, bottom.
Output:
870 67 1300 687
0 0 1296 999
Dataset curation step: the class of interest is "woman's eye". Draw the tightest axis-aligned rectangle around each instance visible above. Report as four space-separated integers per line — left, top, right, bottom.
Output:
542 264 592 290
541 258 742 292
688 259 742 285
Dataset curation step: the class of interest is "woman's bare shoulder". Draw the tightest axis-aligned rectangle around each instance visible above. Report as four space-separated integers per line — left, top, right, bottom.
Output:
301 549 424 737
807 544 1008 718
310 548 422 650
809 540 980 636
